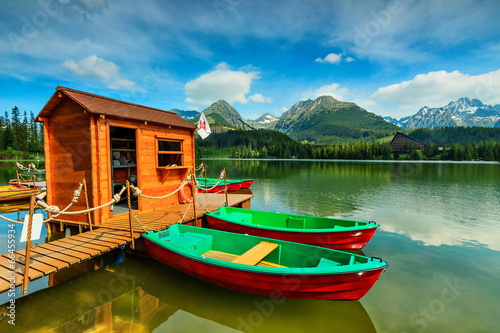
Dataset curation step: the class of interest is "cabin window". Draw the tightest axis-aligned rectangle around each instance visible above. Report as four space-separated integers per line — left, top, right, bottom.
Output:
157 138 183 167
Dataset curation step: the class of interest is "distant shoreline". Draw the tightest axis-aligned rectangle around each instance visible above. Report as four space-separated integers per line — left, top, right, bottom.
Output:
200 158 500 165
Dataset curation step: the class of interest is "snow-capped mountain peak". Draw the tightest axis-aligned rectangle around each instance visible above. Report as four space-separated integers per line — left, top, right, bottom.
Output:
383 98 500 129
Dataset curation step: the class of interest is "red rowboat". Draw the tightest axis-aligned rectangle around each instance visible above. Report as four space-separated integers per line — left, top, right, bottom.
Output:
206 207 379 250
142 225 388 300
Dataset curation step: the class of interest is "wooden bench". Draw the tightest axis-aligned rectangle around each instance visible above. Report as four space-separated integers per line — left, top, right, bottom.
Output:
202 243 286 268
232 241 278 266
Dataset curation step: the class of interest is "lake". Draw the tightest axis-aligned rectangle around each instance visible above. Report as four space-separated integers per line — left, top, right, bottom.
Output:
0 159 499 332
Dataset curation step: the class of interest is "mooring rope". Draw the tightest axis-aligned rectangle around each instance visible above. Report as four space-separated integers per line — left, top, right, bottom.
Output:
133 215 149 233
177 198 193 223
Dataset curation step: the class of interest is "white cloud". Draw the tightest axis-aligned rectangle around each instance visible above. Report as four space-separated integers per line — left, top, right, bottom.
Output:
184 62 260 107
303 82 349 101
62 55 136 91
345 56 355 62
315 53 343 64
108 78 136 91
371 69 500 115
248 93 273 103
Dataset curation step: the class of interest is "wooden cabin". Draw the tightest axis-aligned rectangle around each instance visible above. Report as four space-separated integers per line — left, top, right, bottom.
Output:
36 86 196 225
389 132 425 152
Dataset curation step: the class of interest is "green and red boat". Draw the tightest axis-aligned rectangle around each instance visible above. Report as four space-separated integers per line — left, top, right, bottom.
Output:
205 207 379 250
198 177 254 190
142 224 388 300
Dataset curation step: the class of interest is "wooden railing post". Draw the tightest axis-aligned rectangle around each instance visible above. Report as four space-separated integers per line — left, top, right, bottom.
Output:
223 167 228 206
126 181 135 249
191 172 199 227
15 161 20 185
22 194 36 295
83 178 93 231
203 163 207 189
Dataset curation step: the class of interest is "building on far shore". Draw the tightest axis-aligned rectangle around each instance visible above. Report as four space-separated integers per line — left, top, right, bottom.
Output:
389 132 425 152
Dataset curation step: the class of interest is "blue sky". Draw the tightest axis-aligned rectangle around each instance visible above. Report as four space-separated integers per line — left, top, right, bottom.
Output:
1 0 499 121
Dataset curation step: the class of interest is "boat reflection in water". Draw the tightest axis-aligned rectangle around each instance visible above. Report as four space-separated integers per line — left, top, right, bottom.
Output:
2 254 376 332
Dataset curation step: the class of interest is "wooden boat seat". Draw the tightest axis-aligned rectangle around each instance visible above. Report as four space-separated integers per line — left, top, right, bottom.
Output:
202 250 286 268
287 216 305 229
232 241 279 266
316 257 342 267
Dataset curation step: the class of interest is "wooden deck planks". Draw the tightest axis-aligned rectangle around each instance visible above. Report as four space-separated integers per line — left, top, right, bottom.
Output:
0 192 253 294
15 249 70 270
3 253 58 275
0 256 45 281
54 237 110 254
0 277 11 291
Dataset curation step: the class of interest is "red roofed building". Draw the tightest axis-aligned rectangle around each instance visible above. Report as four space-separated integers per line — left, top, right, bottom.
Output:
36 86 196 225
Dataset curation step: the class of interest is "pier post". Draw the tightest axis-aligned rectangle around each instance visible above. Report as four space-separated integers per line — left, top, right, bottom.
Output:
204 164 208 196
22 194 36 295
223 167 228 206
191 172 199 227
15 161 20 185
83 178 93 231
126 181 135 249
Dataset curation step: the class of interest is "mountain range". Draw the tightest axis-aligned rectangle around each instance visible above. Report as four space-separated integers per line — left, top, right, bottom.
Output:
384 98 500 129
179 96 500 143
247 113 279 129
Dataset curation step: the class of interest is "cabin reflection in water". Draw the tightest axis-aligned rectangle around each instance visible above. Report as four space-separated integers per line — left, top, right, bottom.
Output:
3 255 375 333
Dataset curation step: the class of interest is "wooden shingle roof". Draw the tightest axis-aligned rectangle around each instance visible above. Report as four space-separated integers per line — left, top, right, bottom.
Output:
36 86 196 129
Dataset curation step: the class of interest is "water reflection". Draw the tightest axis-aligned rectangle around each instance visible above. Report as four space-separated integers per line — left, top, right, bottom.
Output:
1 255 376 333
206 159 500 251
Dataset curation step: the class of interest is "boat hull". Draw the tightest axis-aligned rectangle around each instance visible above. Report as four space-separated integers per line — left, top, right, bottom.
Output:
144 237 385 300
0 185 42 202
198 183 241 193
206 215 377 250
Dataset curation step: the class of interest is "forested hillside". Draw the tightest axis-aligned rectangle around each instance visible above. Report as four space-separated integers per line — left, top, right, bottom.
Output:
0 107 43 160
408 127 500 144
195 129 500 161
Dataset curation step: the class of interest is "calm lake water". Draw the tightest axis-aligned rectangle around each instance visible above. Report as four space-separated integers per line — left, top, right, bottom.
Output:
0 159 499 332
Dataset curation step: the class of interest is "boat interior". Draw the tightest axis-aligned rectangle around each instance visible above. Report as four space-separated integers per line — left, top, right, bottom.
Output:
213 207 371 229
151 225 370 269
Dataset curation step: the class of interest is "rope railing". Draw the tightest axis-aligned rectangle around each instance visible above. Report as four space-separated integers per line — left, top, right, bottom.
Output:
129 176 190 199
195 169 225 191
2 167 229 227
15 162 45 173
195 162 204 171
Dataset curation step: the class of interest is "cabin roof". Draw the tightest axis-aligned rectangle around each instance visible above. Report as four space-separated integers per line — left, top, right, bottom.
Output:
389 132 425 151
36 86 196 129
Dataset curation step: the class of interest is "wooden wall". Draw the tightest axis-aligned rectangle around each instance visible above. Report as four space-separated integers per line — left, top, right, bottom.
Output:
44 96 92 223
42 96 195 225
94 116 195 223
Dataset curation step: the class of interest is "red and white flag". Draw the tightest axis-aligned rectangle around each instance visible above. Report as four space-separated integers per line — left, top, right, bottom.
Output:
197 112 211 139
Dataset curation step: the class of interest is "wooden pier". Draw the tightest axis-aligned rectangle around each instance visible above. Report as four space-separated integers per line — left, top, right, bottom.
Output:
0 192 253 294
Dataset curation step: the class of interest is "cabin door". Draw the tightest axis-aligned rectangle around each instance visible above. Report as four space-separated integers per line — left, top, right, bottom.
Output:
109 126 138 215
